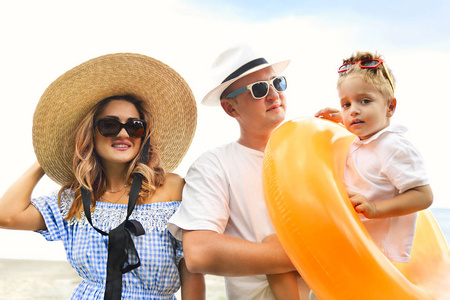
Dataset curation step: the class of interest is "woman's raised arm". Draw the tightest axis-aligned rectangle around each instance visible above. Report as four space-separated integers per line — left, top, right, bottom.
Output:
0 161 46 231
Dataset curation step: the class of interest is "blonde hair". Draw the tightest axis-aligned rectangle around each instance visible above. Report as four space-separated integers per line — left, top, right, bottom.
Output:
59 95 165 219
337 51 396 100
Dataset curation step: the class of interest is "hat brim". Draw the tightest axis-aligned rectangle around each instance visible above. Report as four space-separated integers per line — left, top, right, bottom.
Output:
201 59 290 106
33 53 197 185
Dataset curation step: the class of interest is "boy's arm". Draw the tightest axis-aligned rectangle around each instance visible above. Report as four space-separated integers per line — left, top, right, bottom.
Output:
179 258 205 300
349 184 433 219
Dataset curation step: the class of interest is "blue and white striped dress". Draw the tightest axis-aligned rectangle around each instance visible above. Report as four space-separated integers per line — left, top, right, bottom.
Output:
31 190 184 299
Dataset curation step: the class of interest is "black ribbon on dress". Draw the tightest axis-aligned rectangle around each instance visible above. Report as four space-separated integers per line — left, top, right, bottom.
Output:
81 139 150 300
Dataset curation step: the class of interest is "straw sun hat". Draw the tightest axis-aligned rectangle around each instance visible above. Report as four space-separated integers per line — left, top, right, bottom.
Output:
33 53 197 185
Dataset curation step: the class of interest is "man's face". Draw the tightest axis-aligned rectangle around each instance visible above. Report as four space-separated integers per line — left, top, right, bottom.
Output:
222 67 287 134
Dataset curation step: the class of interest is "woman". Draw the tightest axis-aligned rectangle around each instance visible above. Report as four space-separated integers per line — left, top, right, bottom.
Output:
0 53 204 299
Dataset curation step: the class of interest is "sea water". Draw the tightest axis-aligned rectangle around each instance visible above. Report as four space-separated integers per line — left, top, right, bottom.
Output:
431 207 450 243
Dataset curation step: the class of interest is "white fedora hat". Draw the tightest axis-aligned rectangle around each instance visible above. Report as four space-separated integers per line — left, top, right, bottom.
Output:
201 44 290 106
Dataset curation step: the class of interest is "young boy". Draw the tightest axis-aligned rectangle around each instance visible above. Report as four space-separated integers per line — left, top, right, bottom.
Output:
268 51 434 299
316 51 433 263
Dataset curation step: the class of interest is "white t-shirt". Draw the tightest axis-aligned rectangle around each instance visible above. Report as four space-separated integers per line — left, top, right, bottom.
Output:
344 124 429 262
168 142 277 300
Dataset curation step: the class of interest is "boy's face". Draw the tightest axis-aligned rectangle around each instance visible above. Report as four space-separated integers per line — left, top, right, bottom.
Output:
338 75 396 140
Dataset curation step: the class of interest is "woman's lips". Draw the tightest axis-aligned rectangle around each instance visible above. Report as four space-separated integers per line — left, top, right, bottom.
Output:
112 141 131 150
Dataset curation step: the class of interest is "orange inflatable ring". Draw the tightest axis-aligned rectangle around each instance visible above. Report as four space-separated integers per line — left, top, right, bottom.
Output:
263 117 450 299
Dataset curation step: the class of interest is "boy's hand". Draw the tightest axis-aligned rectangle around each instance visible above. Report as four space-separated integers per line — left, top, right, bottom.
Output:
315 107 342 123
348 192 378 219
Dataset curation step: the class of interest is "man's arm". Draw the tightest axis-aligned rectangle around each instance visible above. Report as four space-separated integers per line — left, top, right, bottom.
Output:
182 230 295 276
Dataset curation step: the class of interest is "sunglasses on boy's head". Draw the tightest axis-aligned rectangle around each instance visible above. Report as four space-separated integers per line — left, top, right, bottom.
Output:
225 76 287 100
95 117 146 138
338 59 395 93
337 59 385 73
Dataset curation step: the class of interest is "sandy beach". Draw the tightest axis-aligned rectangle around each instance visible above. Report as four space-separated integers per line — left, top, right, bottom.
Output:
0 259 226 300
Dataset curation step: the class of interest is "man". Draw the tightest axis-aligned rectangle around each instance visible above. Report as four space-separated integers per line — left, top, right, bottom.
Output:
168 45 310 299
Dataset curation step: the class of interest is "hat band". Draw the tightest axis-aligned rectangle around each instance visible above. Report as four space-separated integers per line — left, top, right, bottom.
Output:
221 58 268 84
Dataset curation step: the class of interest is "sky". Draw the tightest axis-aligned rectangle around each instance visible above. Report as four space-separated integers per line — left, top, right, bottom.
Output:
0 0 449 260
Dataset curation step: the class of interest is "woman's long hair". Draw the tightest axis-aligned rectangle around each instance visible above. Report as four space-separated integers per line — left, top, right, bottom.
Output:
59 95 165 220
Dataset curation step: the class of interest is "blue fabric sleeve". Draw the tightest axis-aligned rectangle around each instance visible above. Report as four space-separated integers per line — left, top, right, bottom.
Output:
31 190 70 242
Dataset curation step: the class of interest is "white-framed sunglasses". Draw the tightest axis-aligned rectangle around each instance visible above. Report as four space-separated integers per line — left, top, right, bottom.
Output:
225 76 287 99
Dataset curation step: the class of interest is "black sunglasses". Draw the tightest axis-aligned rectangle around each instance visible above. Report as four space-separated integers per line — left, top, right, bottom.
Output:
226 76 287 99
95 117 146 138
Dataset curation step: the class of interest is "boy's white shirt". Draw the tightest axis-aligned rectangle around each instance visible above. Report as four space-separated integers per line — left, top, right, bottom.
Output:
344 124 429 262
